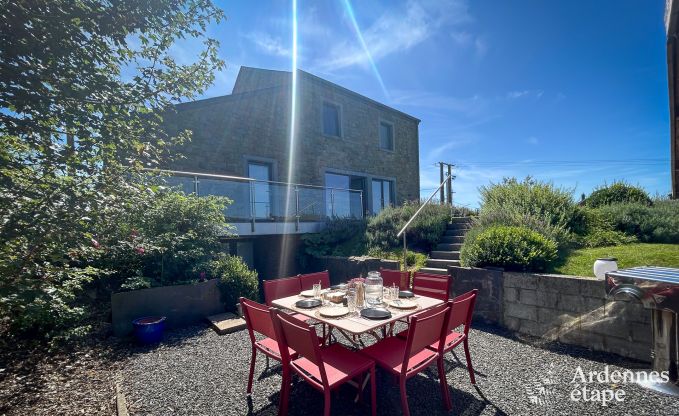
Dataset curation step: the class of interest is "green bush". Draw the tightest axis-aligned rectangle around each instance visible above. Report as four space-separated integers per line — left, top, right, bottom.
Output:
473 177 576 248
301 218 367 257
579 229 637 248
598 200 679 243
194 253 258 312
366 202 451 250
584 181 652 208
460 225 558 272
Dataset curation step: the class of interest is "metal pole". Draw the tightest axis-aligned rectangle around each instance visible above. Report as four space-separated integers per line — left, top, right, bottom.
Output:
447 165 453 205
359 191 364 218
330 188 335 217
402 233 407 272
397 173 450 238
295 185 300 231
193 175 199 195
249 181 255 232
439 163 444 205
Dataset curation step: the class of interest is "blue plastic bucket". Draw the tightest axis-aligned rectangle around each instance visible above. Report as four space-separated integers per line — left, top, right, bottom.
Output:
132 316 166 344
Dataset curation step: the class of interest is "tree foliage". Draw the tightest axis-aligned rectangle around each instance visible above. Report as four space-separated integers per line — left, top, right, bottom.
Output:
0 0 225 340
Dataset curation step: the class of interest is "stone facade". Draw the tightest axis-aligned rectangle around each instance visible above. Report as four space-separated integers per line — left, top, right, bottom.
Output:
449 266 653 362
164 67 421 213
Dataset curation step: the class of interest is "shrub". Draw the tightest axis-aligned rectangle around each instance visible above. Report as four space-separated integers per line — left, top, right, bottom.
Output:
598 200 679 243
474 177 577 248
194 253 258 312
579 229 637 248
366 202 451 250
584 181 652 208
460 225 558 272
301 218 367 257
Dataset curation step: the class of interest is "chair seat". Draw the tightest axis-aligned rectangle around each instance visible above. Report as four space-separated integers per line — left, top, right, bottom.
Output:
292 343 374 387
256 337 297 359
360 336 438 375
426 330 465 352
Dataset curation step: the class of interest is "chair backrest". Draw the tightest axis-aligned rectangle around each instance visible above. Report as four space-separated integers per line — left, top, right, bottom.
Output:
448 289 478 335
403 303 451 372
380 268 410 290
299 270 331 291
240 297 277 343
271 309 328 387
412 272 451 301
263 276 302 306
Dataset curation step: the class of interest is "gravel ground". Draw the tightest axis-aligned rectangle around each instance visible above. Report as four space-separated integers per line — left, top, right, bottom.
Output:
119 322 679 416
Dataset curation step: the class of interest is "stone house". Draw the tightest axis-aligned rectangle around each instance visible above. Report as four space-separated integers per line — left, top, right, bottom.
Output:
164 66 421 217
162 66 421 278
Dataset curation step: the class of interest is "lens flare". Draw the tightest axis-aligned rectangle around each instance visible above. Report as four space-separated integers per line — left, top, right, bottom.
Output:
342 0 390 100
279 0 299 276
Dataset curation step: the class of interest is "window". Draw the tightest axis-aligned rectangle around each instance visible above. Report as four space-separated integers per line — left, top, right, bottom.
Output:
248 162 272 219
325 173 366 218
372 179 393 214
322 102 341 137
379 121 394 150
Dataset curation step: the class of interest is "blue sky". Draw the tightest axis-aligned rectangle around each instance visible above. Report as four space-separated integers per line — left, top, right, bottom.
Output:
178 0 671 207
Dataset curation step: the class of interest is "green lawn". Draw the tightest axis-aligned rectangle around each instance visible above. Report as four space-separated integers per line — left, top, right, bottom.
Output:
553 243 679 277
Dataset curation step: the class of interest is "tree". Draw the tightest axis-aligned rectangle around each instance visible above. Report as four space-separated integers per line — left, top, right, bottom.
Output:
0 0 225 339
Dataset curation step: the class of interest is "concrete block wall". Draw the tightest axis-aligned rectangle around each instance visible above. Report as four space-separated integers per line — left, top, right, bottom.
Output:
450 267 653 362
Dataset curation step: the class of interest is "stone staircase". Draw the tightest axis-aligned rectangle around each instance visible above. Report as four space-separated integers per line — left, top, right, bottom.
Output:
419 217 472 275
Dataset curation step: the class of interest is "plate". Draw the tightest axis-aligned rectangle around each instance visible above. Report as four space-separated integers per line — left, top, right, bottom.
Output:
360 308 392 320
300 289 317 297
399 290 414 298
387 299 417 309
319 306 349 318
295 299 322 309
331 284 348 290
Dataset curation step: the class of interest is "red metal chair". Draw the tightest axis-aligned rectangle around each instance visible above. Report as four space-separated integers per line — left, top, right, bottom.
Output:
360 303 452 416
272 310 377 416
263 276 303 306
412 271 451 301
380 268 410 290
299 270 331 291
429 289 478 384
240 297 297 396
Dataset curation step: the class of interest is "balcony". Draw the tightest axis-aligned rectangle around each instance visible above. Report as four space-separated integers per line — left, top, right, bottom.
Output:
159 169 364 236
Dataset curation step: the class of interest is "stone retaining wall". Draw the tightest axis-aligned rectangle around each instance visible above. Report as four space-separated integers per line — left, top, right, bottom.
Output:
450 267 652 362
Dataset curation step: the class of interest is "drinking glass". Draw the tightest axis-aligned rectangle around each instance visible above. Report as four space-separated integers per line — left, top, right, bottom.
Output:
346 290 357 314
313 283 321 299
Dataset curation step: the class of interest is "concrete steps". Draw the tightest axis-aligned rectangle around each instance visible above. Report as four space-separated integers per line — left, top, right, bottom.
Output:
436 243 462 251
430 250 460 260
425 258 461 269
440 235 465 244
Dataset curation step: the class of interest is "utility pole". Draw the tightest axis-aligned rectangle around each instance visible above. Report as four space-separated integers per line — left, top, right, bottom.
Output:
437 162 456 206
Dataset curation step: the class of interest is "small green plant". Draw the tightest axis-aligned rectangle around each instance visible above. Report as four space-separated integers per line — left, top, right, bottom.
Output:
461 225 558 272
598 200 679 243
301 218 367 257
584 181 652 208
195 253 259 312
578 229 637 248
366 202 451 250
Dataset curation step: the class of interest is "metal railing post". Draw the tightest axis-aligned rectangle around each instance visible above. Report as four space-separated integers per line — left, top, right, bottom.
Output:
330 188 335 217
295 185 300 231
193 175 199 195
402 233 407 271
359 191 364 218
249 181 256 232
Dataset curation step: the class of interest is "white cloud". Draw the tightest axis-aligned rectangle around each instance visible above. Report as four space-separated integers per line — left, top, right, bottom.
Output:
244 32 290 57
506 89 544 99
313 0 471 72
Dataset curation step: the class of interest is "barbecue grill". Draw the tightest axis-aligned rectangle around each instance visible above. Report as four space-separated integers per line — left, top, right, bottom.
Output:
605 266 679 396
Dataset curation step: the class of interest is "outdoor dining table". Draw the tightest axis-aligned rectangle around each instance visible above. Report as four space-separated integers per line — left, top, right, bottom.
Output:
271 292 445 345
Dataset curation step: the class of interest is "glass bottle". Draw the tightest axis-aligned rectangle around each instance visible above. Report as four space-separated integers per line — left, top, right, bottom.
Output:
364 271 383 307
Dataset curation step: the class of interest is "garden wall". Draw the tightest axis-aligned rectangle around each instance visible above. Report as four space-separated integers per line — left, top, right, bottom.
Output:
111 279 224 337
306 256 399 286
449 267 652 362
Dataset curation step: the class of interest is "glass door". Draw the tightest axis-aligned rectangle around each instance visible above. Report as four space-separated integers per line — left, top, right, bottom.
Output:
248 162 272 219
371 179 393 214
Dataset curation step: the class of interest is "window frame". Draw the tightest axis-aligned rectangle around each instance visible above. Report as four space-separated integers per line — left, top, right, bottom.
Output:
371 178 395 214
321 100 343 138
378 118 395 152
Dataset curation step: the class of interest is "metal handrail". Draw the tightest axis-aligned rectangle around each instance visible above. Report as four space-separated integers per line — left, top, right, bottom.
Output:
397 174 451 269
146 168 363 192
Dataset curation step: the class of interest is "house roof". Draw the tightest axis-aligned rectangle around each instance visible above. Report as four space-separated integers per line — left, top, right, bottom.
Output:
177 66 421 123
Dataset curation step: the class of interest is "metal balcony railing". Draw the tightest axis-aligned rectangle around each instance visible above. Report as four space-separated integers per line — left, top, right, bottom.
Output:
154 169 364 232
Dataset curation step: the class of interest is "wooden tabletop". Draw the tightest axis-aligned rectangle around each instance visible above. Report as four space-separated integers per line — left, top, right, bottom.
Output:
272 293 444 335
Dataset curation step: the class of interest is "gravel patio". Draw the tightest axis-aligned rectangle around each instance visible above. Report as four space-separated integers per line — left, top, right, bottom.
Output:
119 322 677 415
